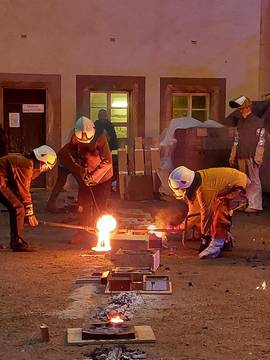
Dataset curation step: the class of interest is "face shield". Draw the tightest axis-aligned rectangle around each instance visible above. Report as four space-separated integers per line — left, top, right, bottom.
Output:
168 178 186 199
40 163 51 172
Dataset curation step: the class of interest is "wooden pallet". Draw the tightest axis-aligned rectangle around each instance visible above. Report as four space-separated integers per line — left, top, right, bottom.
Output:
67 325 156 345
118 137 160 199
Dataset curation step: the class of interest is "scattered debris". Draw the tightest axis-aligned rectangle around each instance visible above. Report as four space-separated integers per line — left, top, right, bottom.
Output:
40 324 50 342
84 345 147 360
95 293 144 321
256 280 267 290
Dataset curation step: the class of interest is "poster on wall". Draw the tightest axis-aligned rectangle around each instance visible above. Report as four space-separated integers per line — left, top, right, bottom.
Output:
22 104 45 113
9 113 20 128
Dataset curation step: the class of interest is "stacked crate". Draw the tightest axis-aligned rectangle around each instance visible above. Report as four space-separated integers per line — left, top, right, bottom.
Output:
118 137 160 200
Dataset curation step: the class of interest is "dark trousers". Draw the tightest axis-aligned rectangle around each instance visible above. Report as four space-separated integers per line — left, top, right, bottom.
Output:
0 184 25 248
47 166 71 208
77 179 111 226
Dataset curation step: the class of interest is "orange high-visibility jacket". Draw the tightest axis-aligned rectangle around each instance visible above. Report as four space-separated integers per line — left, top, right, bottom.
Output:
0 155 34 205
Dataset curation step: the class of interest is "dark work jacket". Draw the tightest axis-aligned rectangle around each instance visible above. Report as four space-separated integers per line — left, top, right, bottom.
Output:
223 100 270 134
78 132 113 184
94 119 118 150
236 113 264 159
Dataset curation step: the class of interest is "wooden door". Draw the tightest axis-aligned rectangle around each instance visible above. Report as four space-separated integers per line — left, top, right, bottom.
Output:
3 89 46 187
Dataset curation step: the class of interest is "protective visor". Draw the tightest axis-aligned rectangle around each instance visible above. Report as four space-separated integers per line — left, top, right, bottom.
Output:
75 130 94 143
168 179 185 199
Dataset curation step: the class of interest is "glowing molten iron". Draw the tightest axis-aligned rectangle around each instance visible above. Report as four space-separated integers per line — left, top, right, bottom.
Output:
109 315 124 324
148 224 163 238
92 214 117 252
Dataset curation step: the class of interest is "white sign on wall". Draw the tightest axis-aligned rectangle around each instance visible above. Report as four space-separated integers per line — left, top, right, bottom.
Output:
9 112 20 127
22 104 45 113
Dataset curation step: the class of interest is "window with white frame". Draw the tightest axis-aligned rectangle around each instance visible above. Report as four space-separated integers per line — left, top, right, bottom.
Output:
172 93 210 121
90 91 129 139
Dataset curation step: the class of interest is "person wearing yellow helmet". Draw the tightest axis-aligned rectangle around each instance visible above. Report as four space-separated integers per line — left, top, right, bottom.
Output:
0 145 57 251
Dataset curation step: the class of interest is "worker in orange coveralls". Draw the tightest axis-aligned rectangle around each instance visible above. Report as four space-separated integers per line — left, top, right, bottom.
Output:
168 166 249 259
0 145 57 251
76 127 113 228
46 117 112 218
46 116 113 242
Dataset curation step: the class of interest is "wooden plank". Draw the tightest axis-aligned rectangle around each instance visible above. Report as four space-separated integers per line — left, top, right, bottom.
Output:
127 139 135 175
67 325 156 345
118 146 128 200
104 281 172 295
143 137 152 176
150 137 160 192
134 137 145 175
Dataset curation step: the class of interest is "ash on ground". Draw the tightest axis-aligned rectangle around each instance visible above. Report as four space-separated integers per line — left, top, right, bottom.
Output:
95 293 144 321
85 345 146 359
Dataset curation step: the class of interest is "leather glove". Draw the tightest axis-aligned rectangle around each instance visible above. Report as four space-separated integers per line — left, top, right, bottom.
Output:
84 173 95 187
24 204 39 227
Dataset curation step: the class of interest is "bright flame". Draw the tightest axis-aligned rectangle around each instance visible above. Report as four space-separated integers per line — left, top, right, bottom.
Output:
92 214 117 252
109 315 124 324
148 224 163 238
256 280 267 290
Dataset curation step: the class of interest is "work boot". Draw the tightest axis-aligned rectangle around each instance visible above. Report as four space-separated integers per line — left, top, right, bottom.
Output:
222 233 233 251
199 238 225 259
11 238 36 252
13 244 36 252
198 235 212 253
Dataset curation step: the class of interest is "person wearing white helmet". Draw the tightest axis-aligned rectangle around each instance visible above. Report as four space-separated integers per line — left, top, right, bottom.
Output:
74 116 95 144
0 145 57 251
46 116 113 222
46 116 96 212
169 166 249 258
225 96 266 214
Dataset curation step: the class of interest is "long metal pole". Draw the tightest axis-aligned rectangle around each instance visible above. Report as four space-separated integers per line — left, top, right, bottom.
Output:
39 220 182 234
39 220 95 233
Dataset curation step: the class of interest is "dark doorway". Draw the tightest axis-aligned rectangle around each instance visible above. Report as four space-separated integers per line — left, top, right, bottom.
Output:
3 88 46 187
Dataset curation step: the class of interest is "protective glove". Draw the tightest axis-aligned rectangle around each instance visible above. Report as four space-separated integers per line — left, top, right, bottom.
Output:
253 145 264 166
83 173 95 187
24 204 39 227
229 144 237 168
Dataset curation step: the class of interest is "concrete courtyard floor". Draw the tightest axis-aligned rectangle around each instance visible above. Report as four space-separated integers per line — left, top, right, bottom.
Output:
1 190 270 360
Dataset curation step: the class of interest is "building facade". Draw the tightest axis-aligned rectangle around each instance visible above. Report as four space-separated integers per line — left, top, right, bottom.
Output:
0 0 269 186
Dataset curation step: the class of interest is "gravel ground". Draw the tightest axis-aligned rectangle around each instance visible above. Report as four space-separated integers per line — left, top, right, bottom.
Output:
1 190 270 360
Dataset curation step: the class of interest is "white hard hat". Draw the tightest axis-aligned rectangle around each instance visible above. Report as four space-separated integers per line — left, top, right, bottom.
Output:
74 116 95 143
33 145 57 169
168 166 195 197
229 96 251 109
